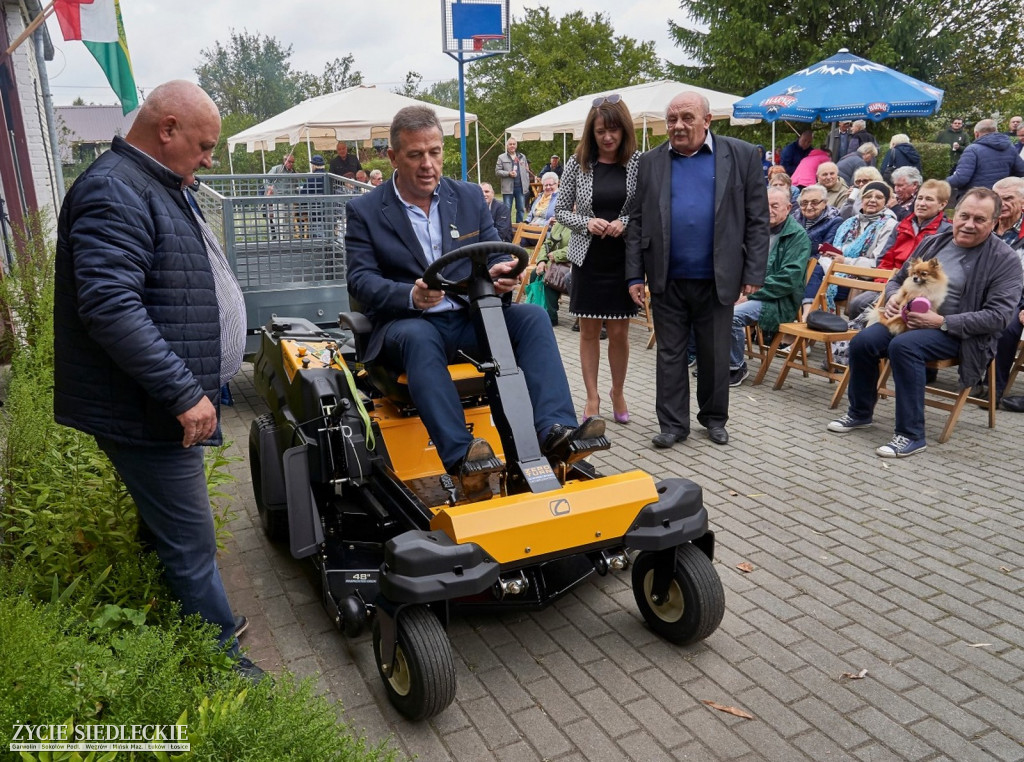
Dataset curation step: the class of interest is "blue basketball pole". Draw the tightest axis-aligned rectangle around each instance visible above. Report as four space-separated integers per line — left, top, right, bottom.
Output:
458 52 468 181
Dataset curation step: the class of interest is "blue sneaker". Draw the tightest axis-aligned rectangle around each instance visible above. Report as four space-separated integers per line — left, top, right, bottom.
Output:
875 434 927 458
827 414 873 433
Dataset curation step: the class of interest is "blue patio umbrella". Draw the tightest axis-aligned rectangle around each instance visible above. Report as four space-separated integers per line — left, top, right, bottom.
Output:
732 49 943 123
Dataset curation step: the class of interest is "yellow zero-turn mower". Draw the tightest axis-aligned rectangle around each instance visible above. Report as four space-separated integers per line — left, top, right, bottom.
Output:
249 242 724 720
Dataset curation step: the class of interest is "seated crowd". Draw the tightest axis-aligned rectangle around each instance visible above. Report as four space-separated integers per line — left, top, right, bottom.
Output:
742 118 1024 457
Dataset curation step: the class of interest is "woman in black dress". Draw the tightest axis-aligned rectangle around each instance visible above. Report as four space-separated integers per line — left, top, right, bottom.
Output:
554 95 641 423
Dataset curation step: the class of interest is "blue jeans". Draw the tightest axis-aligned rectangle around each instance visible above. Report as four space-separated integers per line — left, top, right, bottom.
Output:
730 299 763 369
381 304 577 470
503 189 526 224
97 438 238 652
846 322 960 440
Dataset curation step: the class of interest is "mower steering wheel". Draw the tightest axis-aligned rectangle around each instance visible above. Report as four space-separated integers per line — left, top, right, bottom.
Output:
422 241 529 293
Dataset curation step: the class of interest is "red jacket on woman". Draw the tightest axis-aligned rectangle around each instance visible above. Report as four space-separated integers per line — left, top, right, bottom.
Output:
876 213 951 273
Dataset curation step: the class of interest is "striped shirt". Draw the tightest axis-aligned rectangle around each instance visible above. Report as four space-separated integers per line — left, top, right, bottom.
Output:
185 189 246 385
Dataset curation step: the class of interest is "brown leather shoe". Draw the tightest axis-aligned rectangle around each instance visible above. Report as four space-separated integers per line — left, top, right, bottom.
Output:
455 438 503 501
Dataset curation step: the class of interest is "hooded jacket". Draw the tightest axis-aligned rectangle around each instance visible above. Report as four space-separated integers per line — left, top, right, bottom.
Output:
880 143 922 183
946 133 1024 189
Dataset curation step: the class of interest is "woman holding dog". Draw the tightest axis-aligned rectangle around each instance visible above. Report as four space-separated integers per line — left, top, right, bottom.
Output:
555 95 641 423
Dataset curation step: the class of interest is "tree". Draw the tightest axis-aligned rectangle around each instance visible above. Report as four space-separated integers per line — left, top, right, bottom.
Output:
667 0 1024 118
467 7 664 139
196 29 299 120
295 55 363 99
395 71 460 109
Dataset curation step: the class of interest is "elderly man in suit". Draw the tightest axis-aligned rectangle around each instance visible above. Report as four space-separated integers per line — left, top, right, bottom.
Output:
345 105 599 500
625 91 769 448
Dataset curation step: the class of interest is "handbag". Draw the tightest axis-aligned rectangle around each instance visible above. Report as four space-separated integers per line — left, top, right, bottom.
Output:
806 309 849 332
542 262 571 294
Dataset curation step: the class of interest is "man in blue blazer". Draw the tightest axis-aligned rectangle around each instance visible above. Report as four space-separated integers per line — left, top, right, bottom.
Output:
626 91 769 448
345 106 599 500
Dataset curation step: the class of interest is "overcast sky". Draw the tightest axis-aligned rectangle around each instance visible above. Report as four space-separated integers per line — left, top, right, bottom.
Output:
43 1 686 107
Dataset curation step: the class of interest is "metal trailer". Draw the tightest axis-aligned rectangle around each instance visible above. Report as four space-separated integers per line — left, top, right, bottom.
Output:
194 172 369 354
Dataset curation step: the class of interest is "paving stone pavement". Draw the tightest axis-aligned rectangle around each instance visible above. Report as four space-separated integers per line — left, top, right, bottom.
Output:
217 307 1024 762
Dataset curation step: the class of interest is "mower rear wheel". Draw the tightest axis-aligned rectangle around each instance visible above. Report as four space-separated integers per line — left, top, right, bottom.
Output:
249 414 289 543
632 544 725 645
372 606 455 721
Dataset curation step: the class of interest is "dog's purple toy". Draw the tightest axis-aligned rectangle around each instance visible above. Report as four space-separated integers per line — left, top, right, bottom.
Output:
901 297 932 322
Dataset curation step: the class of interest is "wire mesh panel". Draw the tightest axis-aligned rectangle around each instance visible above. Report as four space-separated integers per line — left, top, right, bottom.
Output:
441 0 510 56
196 173 368 350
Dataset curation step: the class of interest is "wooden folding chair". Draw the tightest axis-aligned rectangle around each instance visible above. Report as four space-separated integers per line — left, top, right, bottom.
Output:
745 258 818 363
510 223 549 303
629 283 657 349
752 262 893 409
1003 339 1024 396
876 357 997 443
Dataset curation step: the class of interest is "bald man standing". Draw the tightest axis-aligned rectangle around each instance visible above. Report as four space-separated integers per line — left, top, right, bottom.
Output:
625 91 769 448
54 81 261 681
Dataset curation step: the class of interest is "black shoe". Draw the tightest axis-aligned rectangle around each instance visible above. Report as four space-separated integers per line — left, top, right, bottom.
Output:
543 417 609 463
729 364 749 388
1001 395 1024 412
708 427 729 445
651 432 687 448
233 615 249 640
452 438 503 501
233 655 267 685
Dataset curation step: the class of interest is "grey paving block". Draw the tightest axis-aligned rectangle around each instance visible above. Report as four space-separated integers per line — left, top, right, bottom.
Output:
674 705 754 760
462 693 521 748
561 718 626 761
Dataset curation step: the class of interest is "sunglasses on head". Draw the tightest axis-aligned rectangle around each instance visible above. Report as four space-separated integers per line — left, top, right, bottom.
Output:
592 93 622 108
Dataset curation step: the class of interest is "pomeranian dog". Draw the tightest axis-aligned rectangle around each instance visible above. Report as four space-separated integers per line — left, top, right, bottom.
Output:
868 257 949 335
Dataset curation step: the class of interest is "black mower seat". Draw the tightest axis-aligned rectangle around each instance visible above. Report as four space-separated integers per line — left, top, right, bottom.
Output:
339 311 486 403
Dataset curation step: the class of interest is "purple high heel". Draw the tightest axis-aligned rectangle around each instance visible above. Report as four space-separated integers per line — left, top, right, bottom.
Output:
610 391 629 424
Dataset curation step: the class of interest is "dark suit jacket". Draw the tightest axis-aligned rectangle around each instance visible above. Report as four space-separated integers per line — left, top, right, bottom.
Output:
488 198 512 242
624 135 770 305
345 178 500 362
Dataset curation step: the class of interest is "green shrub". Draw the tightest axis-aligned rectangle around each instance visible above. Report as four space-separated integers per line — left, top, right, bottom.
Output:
0 573 394 761
916 141 954 183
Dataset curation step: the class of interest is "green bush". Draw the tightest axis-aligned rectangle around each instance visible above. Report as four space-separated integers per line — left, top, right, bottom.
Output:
916 141 954 183
0 573 394 761
0 215 397 761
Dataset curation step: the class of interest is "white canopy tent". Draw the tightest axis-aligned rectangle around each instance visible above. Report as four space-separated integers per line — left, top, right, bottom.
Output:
505 80 755 152
226 85 479 173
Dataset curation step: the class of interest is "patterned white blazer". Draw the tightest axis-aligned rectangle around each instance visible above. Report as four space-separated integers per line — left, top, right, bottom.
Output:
553 151 641 267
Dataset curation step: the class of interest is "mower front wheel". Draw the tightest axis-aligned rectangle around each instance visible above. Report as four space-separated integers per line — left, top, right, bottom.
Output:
632 543 725 645
372 605 455 721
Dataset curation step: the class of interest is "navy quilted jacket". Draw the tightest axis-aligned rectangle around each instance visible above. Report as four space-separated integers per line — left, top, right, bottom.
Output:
54 136 222 445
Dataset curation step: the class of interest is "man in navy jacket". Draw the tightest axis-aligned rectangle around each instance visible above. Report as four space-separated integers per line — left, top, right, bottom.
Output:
345 106 599 501
54 81 260 681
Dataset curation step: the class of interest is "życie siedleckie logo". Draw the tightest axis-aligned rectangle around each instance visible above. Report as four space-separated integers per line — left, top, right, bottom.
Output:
867 102 889 115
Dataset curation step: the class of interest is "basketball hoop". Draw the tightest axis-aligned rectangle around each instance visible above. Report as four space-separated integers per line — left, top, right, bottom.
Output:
472 34 505 51
442 0 510 57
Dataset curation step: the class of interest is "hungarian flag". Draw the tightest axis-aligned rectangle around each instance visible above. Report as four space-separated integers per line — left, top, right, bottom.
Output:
54 0 138 115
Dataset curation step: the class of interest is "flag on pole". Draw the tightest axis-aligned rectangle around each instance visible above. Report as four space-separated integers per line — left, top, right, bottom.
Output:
54 0 138 115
